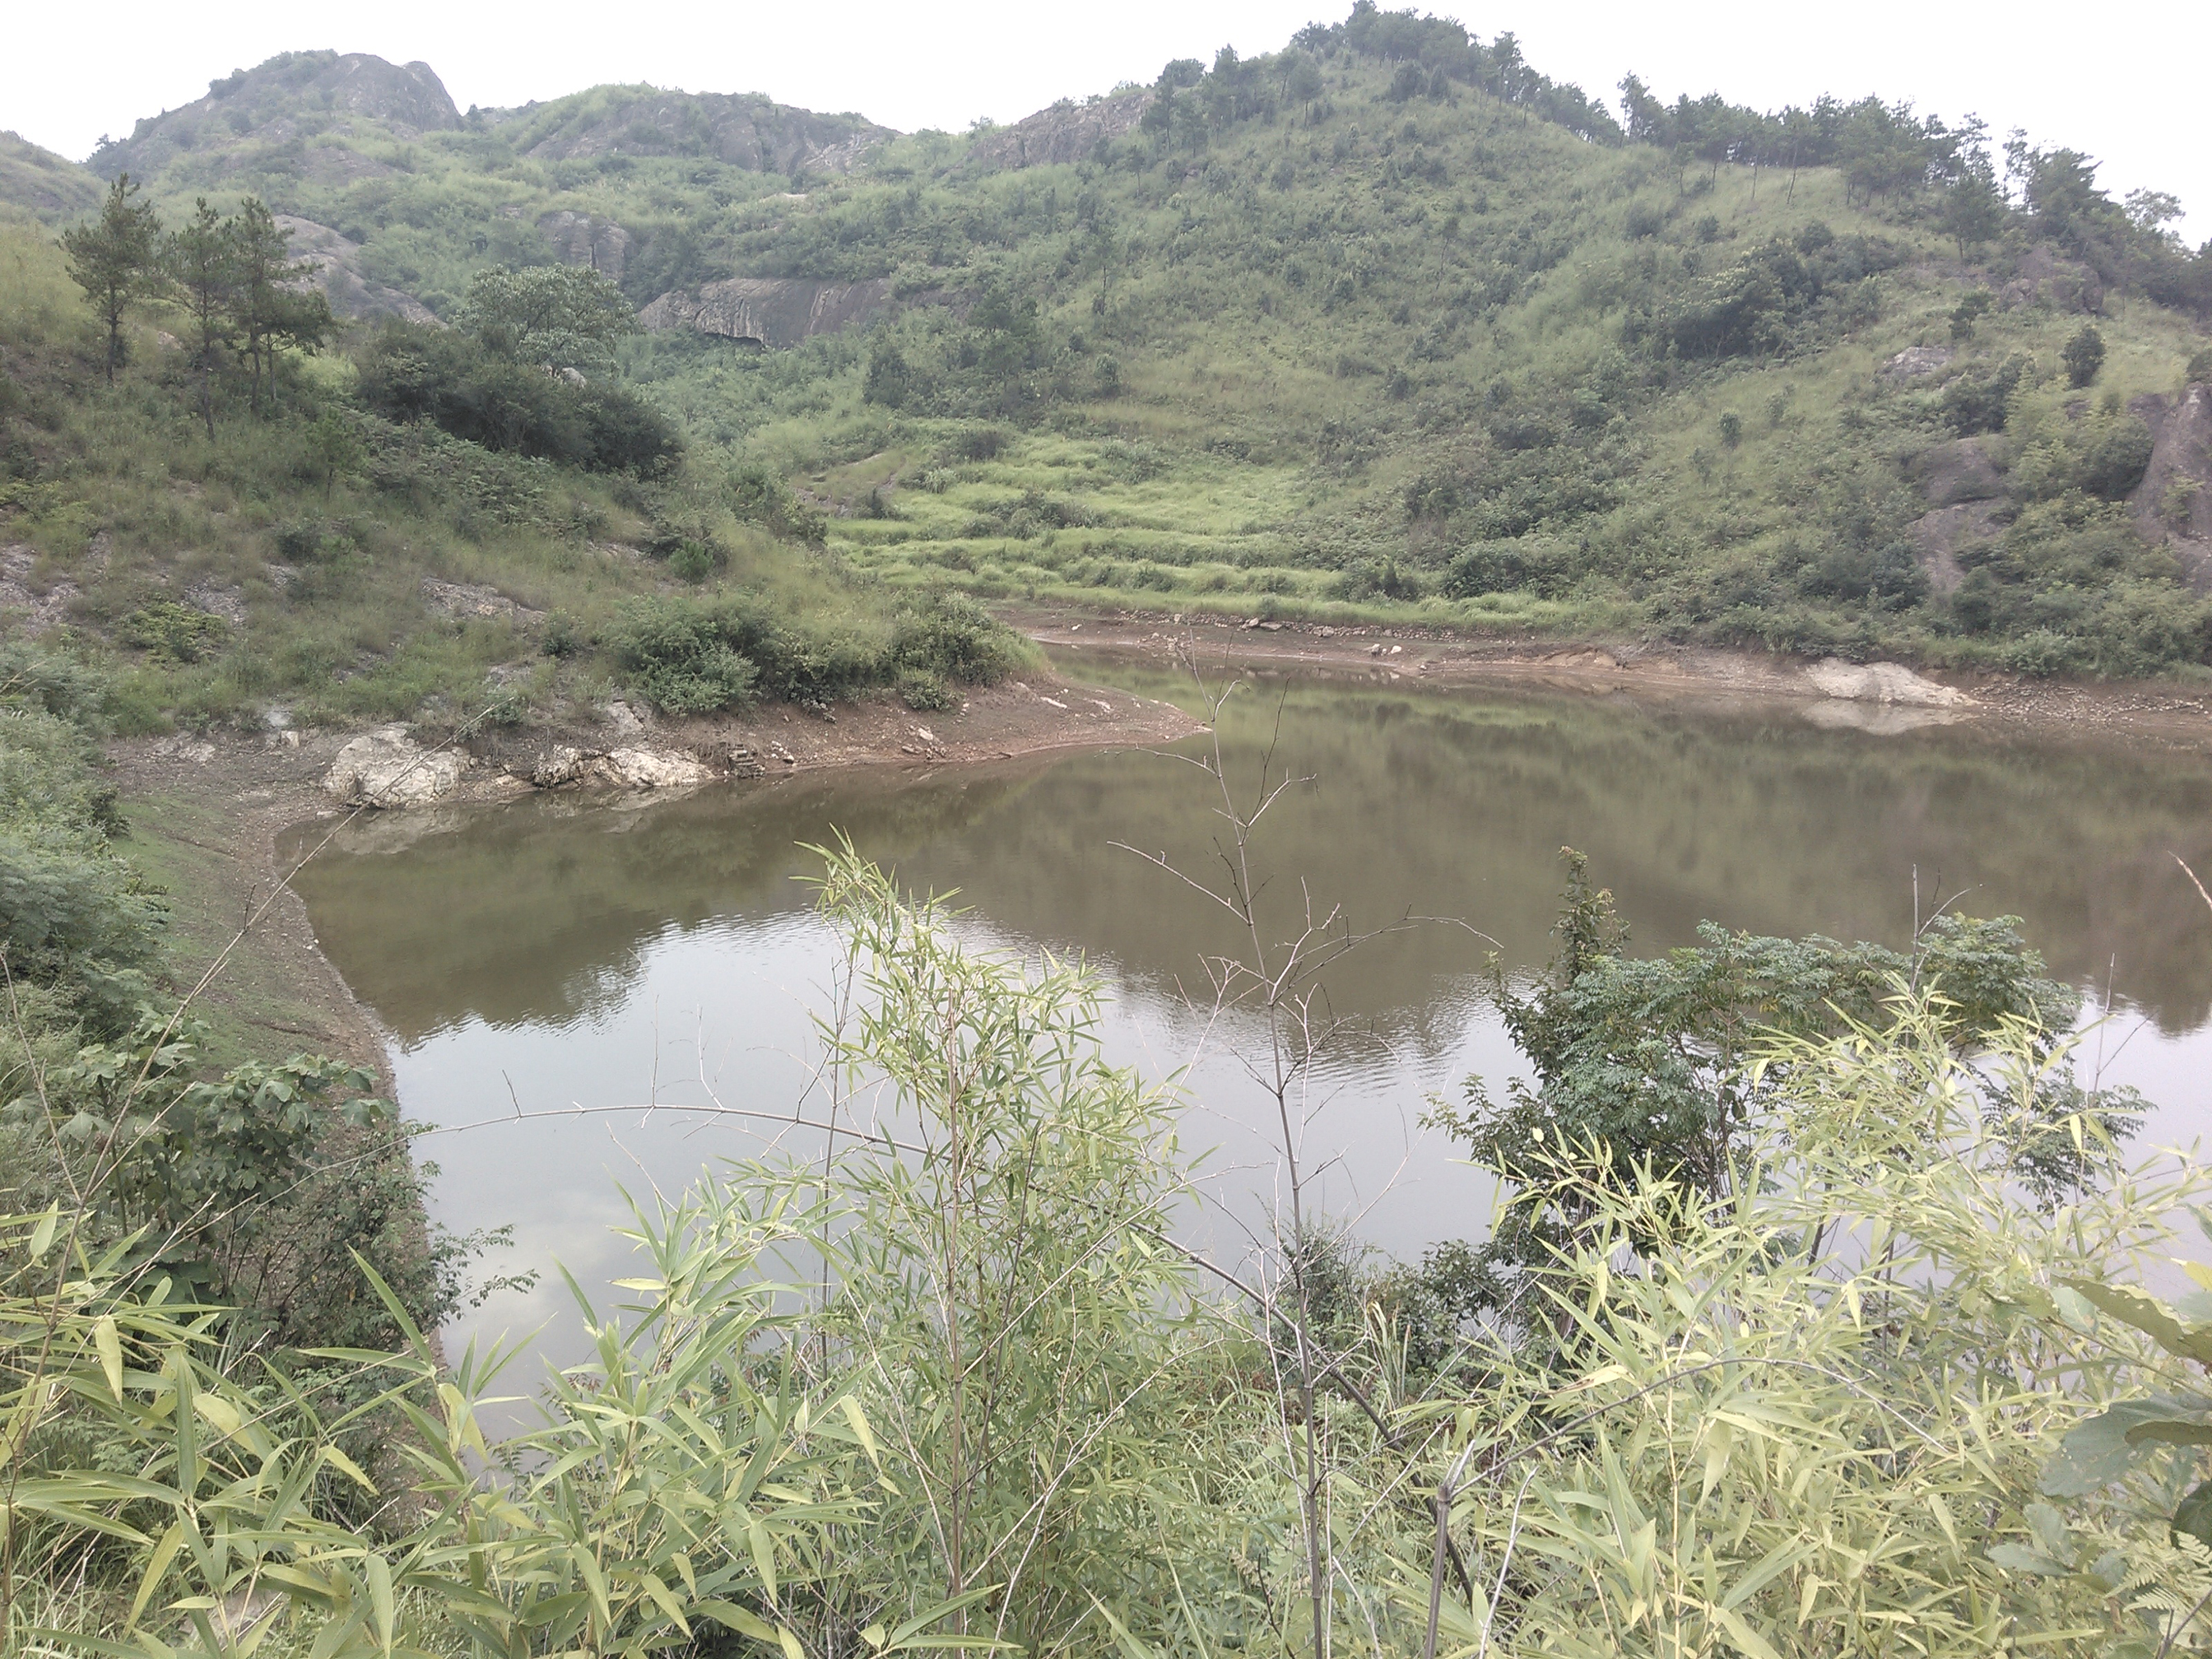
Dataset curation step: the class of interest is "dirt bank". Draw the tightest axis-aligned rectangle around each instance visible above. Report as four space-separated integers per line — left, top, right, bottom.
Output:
1012 606 2212 752
105 667 1201 1063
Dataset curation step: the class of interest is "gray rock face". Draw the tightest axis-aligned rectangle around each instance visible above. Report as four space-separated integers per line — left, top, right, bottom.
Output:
1881 344 1954 383
970 88 1155 170
538 211 632 279
2128 383 2212 592
1912 438 2004 508
1996 245 2105 315
323 726 465 807
1906 502 2003 594
639 277 897 347
273 216 438 323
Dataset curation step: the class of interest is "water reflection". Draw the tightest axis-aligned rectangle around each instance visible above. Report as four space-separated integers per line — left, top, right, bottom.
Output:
288 660 2212 1361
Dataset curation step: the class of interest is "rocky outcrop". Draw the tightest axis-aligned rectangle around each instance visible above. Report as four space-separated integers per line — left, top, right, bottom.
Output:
95 52 459 179
1880 344 1953 383
538 211 632 279
273 216 437 323
488 89 890 174
969 87 1154 170
323 726 467 807
1803 659 1972 708
527 745 712 789
1995 245 2104 315
1906 504 2001 594
1902 437 2007 595
1910 437 2005 508
640 277 899 347
2126 384 2212 589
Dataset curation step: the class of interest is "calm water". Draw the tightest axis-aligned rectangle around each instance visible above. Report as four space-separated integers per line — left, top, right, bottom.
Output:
289 655 2212 1364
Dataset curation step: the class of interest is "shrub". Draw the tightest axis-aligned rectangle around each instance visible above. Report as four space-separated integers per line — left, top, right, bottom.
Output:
2062 323 2107 388
605 596 762 714
354 322 681 476
898 668 956 710
118 601 228 665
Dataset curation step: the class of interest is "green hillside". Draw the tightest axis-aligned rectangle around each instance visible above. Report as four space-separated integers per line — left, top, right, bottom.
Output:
6 3 2212 741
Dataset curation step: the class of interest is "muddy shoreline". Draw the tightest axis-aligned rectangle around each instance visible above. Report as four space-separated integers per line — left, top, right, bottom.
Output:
105 665 1203 1078
103 617 2212 1080
1013 607 2212 753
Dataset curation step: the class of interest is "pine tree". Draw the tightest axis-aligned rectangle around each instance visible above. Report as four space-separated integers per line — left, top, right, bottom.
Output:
229 198 332 414
167 198 236 440
61 174 163 384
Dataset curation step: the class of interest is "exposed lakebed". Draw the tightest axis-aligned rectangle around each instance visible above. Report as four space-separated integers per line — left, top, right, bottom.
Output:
287 655 2212 1365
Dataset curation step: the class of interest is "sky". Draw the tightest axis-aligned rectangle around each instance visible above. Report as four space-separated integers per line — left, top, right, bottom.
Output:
3 0 2206 242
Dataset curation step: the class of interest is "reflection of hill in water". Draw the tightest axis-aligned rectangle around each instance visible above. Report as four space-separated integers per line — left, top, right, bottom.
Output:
292 679 2212 1045
288 763 1062 1039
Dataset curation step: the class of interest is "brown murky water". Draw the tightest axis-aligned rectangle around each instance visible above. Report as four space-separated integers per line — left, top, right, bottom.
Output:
290 656 2212 1359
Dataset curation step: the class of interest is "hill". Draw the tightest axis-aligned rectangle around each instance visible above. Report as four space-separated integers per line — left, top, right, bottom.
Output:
0 130 102 220
7 4 2212 746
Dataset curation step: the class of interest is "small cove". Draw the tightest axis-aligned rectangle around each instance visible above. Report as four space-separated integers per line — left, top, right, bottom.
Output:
287 655 2212 1368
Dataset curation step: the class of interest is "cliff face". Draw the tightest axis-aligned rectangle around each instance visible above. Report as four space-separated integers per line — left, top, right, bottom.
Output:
969 88 1153 171
274 216 439 323
637 277 895 347
482 88 890 176
94 52 460 179
2131 384 2212 589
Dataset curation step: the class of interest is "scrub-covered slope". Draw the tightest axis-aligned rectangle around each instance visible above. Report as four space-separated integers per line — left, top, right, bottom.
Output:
26 1 2212 697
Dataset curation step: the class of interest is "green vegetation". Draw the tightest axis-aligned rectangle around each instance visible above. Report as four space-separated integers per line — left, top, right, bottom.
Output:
0 645 481 1360
3 5 2209 724
7 844 2212 1657
0 198 1022 730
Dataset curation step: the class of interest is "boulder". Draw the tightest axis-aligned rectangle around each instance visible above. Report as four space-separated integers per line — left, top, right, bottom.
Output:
596 747 713 788
527 744 712 790
323 726 464 806
1881 344 1954 383
1911 437 2004 508
1803 659 1972 708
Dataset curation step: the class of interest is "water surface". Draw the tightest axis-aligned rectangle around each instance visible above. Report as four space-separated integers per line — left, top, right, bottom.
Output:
289 658 2212 1362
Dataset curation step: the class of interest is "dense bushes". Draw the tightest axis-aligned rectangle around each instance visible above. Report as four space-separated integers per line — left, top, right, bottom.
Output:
606 589 1024 713
355 322 681 476
0 646 471 1360
0 647 160 1035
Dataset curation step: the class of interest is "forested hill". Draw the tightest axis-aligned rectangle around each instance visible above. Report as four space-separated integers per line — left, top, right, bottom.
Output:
11 2 2212 683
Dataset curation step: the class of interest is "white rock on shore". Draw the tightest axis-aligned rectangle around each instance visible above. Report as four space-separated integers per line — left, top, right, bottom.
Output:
1802 658 1972 708
322 726 464 807
529 744 711 790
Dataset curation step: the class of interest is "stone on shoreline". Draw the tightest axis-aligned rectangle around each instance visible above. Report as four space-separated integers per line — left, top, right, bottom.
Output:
1803 658 1972 708
322 726 464 807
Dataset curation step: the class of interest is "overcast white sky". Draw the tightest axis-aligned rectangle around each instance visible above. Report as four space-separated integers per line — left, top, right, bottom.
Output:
3 0 2205 241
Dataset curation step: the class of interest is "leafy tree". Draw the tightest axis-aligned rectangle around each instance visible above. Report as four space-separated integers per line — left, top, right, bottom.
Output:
1949 288 1996 340
862 339 913 407
1427 850 2130 1328
2064 322 2107 388
456 262 635 374
60 174 163 384
353 320 681 475
1939 153 2008 257
165 198 235 439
